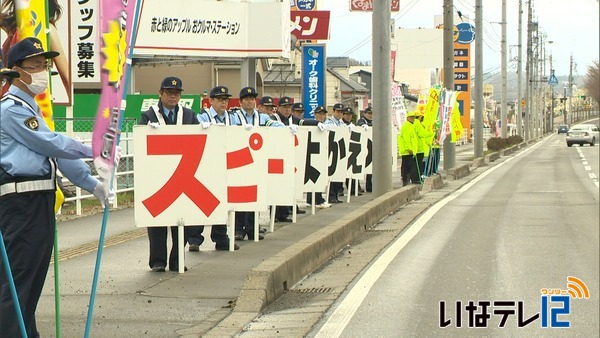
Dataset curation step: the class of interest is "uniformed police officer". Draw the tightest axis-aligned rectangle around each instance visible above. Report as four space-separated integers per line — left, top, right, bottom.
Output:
324 103 345 203
305 105 331 208
271 96 320 128
193 86 240 250
258 96 276 117
234 86 284 240
357 107 373 192
0 37 115 338
139 76 205 270
291 102 305 120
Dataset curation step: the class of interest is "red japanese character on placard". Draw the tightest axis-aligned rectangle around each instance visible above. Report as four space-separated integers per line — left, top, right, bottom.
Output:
142 134 219 217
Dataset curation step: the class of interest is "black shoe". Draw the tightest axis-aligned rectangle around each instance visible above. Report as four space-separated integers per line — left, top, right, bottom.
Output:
296 208 306 214
235 233 245 241
151 264 165 272
276 217 293 222
246 233 265 240
169 265 188 272
259 227 267 234
189 243 200 252
329 199 342 204
215 243 240 251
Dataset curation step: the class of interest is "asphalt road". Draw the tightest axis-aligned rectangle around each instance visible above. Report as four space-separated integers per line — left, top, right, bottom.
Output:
313 132 599 337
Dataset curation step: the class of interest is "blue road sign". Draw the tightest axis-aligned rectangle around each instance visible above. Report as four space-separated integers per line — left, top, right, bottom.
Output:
548 74 559 86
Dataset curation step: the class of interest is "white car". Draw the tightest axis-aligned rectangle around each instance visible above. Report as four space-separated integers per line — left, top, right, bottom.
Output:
566 124 600 147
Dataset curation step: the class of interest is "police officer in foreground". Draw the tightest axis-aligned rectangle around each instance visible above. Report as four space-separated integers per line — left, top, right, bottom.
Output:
291 102 305 120
258 96 276 117
139 76 206 269
0 37 116 337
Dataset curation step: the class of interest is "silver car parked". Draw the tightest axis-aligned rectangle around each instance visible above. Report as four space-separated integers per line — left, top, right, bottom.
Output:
566 124 599 147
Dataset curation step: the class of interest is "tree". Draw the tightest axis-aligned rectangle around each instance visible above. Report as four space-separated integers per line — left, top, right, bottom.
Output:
583 60 599 104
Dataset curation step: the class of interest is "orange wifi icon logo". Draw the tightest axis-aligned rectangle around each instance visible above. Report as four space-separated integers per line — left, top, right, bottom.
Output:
566 276 590 299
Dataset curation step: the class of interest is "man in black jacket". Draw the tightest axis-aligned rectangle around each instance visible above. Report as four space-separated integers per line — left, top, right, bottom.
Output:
139 76 205 272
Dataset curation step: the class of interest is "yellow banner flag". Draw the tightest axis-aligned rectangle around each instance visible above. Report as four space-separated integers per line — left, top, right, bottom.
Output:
451 95 464 143
423 87 440 132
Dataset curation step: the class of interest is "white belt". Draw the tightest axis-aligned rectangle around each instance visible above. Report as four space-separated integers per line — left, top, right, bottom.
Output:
0 178 56 196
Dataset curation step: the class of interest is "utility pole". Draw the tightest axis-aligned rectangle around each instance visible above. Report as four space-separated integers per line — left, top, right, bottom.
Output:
372 0 392 196
443 0 455 170
516 0 523 137
524 0 533 141
500 0 508 138
533 27 539 138
568 54 574 124
474 0 484 157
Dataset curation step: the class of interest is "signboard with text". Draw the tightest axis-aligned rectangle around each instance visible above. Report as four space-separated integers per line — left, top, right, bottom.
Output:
350 0 400 12
302 44 326 118
291 10 330 40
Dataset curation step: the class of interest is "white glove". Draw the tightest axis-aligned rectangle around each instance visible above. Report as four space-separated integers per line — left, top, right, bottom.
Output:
362 124 369 131
114 146 122 167
93 157 112 183
244 123 253 131
92 181 115 208
148 121 160 128
317 122 326 132
289 124 299 134
201 121 211 129
348 123 355 131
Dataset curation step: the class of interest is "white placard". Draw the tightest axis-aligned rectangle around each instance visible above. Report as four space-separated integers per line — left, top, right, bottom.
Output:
265 127 295 206
364 128 373 175
300 127 329 192
134 0 290 58
294 128 308 199
346 128 367 180
327 126 350 183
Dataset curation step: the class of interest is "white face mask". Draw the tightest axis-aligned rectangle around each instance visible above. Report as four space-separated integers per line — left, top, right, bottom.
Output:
21 69 48 95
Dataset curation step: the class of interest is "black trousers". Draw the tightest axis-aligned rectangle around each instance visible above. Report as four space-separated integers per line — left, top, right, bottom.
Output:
274 206 291 221
401 154 414 186
411 153 425 183
365 174 373 192
235 211 259 236
306 192 326 205
329 182 343 202
148 226 191 269
0 191 55 338
186 225 229 247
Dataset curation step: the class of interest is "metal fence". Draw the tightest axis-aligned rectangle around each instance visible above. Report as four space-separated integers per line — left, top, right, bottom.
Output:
55 117 137 216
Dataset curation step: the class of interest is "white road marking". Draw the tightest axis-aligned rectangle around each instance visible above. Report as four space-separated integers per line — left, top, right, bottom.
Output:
313 143 540 338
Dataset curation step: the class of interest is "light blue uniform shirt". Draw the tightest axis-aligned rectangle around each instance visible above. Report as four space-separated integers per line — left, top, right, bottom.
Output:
238 108 284 127
325 116 344 127
0 86 98 193
197 107 241 125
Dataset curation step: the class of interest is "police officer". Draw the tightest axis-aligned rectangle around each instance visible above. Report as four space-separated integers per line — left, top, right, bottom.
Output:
258 95 276 117
139 76 205 270
305 106 331 208
271 96 320 128
0 37 115 337
234 87 284 240
193 86 240 250
291 102 305 120
341 107 363 195
324 103 345 203
357 107 373 192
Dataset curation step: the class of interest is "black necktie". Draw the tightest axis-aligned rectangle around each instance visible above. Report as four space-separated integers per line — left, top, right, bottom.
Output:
168 111 174 123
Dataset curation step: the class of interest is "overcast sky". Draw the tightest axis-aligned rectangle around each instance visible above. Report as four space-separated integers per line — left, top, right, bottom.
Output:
319 0 599 77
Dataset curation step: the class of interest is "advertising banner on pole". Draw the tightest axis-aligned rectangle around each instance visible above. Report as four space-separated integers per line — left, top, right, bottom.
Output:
302 44 326 119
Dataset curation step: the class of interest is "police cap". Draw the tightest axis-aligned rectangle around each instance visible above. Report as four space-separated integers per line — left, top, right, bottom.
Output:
364 107 373 113
210 86 232 98
7 37 59 68
278 96 293 106
160 76 184 91
259 96 275 106
292 102 304 111
343 107 354 114
314 106 327 114
240 86 258 99
332 103 344 111
0 60 19 79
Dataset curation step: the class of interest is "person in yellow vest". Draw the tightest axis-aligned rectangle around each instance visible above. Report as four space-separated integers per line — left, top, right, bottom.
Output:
412 111 434 182
397 111 418 186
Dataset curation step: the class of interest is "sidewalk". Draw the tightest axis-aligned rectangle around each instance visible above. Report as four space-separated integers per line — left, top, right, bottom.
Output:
36 144 476 337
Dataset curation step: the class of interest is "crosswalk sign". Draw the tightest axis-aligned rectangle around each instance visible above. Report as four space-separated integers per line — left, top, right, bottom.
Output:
548 71 559 86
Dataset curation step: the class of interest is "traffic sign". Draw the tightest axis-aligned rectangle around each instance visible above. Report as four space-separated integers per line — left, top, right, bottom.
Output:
548 71 559 86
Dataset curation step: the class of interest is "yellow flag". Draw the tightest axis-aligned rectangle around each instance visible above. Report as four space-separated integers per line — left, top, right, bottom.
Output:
451 96 464 143
423 87 440 132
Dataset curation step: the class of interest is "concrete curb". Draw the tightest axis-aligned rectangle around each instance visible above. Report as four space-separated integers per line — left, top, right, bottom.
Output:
234 185 420 314
446 164 470 180
472 157 486 168
422 174 443 193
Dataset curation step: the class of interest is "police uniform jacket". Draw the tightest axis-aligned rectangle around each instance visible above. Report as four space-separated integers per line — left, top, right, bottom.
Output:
140 101 198 126
324 116 344 127
236 108 283 127
271 112 318 126
357 117 372 127
1 86 98 196
398 120 418 156
197 106 241 126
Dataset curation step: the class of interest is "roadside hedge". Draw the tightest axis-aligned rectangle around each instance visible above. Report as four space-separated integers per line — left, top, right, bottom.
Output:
486 135 524 152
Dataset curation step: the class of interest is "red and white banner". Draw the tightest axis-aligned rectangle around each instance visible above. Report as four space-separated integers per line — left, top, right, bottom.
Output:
291 10 330 40
349 0 400 12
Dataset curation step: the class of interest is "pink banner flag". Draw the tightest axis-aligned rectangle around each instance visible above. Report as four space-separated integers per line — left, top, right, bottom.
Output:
92 0 137 182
